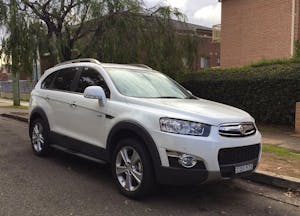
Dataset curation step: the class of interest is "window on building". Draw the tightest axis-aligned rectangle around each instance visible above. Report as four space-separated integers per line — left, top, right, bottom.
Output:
200 57 210 69
217 57 220 66
182 57 188 68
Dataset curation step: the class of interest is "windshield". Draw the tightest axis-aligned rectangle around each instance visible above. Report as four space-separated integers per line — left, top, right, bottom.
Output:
105 67 191 99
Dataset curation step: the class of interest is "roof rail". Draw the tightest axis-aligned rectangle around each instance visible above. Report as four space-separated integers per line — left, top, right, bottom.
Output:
128 64 152 70
56 58 101 66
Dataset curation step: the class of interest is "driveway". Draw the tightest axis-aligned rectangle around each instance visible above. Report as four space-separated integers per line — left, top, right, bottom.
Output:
0 117 299 216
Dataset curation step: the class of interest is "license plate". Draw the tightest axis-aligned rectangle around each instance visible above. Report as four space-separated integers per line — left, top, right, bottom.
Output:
235 164 253 174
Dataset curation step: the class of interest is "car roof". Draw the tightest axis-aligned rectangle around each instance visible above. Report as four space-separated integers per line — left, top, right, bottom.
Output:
101 63 151 70
54 59 152 70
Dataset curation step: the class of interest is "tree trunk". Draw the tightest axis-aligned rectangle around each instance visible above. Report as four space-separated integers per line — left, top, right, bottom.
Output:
10 0 20 106
11 57 20 106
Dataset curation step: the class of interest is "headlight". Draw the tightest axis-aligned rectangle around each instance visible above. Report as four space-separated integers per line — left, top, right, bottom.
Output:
159 118 211 136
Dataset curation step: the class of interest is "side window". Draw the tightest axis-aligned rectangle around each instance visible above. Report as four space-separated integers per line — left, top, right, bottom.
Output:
52 67 78 91
41 72 57 89
75 67 110 98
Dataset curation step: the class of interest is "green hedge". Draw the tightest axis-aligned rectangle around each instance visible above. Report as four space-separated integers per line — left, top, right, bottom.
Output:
181 63 300 127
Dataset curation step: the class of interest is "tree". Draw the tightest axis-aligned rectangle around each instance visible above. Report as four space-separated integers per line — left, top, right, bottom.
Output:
0 0 40 106
1 0 198 93
20 0 196 77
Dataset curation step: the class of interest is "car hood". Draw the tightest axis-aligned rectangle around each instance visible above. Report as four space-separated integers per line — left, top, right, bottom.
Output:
127 98 254 126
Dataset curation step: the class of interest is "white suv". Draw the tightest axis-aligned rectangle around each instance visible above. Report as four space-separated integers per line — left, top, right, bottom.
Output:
29 58 261 198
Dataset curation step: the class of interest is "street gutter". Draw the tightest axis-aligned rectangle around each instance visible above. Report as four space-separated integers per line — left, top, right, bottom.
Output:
245 170 300 191
1 113 28 122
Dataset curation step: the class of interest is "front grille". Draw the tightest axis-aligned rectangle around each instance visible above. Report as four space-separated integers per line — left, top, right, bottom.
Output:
218 144 260 165
219 122 256 137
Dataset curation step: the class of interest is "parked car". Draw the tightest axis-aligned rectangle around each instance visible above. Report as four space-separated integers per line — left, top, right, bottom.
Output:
29 58 261 198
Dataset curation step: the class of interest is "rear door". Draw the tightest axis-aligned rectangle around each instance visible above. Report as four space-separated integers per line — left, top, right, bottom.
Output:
46 67 80 137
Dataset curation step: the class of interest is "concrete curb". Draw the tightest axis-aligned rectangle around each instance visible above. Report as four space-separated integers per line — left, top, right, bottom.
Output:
1 112 300 191
1 113 28 123
245 170 300 190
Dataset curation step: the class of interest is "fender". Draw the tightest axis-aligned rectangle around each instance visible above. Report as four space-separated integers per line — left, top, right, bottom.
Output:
107 121 162 168
29 107 50 135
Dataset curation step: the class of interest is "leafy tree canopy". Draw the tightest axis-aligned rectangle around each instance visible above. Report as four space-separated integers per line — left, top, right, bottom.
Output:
0 0 199 78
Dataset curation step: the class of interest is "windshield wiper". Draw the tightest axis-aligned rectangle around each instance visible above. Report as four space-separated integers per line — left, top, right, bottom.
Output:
156 96 182 99
185 95 197 99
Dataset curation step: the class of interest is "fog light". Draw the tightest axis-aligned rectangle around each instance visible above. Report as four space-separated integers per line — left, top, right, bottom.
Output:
178 154 197 168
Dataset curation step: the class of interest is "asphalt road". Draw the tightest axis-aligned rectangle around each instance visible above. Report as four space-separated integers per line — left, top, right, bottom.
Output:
0 116 299 216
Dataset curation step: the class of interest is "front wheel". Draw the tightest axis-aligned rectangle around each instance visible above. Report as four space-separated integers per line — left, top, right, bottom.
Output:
112 138 154 199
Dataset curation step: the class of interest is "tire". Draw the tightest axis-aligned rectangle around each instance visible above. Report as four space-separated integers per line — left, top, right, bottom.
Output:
112 138 155 199
29 118 51 156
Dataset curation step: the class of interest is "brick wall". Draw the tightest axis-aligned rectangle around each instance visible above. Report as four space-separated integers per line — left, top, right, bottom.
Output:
294 0 300 42
197 37 220 68
221 0 294 68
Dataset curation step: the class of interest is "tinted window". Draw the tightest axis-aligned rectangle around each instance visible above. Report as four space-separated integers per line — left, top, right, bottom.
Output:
41 72 57 89
75 67 110 98
52 67 78 91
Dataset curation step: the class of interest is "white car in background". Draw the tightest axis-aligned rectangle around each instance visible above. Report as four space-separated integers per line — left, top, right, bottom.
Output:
28 58 261 198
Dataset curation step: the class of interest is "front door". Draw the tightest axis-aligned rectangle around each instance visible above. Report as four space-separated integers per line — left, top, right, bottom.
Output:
67 67 111 150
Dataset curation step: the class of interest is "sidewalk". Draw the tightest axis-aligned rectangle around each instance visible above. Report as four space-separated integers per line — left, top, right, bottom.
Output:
0 98 29 107
0 98 29 120
259 124 300 153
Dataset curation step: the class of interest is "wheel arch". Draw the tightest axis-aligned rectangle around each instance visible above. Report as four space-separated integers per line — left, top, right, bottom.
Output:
106 121 162 169
29 107 50 135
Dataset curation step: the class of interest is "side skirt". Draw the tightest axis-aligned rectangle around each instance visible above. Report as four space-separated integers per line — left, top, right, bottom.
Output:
49 131 109 163
51 144 106 164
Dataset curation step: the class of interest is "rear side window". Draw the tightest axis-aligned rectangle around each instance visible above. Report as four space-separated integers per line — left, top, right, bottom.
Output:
52 67 78 91
41 72 57 89
75 67 110 98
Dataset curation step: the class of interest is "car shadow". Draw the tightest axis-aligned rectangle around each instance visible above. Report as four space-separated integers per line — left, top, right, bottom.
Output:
47 149 243 203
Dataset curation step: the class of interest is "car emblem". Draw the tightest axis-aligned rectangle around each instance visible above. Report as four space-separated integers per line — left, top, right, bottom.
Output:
239 125 246 135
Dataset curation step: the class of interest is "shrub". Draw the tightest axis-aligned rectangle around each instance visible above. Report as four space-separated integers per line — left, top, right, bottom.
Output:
180 63 300 127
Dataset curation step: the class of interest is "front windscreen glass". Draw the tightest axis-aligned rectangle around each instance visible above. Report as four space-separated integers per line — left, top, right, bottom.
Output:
105 67 191 99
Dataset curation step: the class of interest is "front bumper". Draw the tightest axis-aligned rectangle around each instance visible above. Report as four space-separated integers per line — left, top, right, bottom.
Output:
156 166 208 185
150 126 262 184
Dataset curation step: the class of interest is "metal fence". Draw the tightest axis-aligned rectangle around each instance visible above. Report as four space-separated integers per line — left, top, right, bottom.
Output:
0 80 34 100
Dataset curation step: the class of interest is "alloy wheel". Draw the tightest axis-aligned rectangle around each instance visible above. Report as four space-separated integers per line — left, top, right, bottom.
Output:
115 146 143 192
32 122 45 152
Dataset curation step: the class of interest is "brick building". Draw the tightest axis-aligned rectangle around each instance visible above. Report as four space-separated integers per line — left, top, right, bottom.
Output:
220 0 300 68
173 20 220 69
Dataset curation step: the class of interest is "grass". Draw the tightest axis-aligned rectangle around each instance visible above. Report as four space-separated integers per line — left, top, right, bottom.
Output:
262 145 300 159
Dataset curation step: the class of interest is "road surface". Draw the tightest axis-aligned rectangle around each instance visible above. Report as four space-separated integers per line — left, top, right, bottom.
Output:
0 116 299 216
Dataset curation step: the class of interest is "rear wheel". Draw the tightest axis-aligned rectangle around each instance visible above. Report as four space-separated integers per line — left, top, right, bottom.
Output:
30 118 51 156
112 138 154 199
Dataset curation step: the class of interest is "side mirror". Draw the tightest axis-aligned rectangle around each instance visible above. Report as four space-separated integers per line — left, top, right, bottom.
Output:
84 86 107 106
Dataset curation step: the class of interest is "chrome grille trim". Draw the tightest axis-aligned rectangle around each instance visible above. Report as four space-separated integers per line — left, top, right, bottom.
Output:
219 122 256 137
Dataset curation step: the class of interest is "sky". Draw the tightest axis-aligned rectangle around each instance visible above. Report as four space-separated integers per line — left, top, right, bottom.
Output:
145 0 221 27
